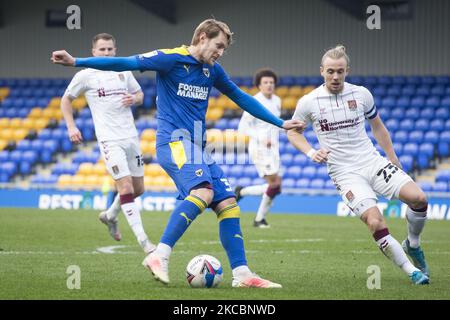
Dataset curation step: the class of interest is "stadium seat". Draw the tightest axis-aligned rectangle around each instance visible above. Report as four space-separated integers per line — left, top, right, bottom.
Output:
243 166 258 179
295 178 310 189
310 178 325 189
418 182 432 192
409 131 424 144
324 179 336 190
438 142 449 157
432 182 448 192
424 131 439 144
293 154 308 166
281 153 293 166
286 166 302 179
396 96 410 108
399 155 413 172
302 166 316 179
403 143 419 156
282 178 296 188
399 119 414 132
393 131 408 143
435 107 449 119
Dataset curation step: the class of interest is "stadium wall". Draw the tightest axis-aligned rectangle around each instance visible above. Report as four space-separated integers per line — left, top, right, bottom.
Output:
0 189 449 220
0 0 449 77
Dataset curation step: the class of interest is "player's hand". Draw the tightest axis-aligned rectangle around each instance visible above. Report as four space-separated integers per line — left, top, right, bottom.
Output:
68 126 83 144
121 93 136 108
311 148 330 164
282 119 306 133
51 50 75 66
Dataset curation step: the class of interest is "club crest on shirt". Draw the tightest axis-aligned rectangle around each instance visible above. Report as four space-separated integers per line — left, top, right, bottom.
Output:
203 67 210 78
195 169 203 177
347 100 357 111
118 73 125 81
112 165 120 175
345 190 355 202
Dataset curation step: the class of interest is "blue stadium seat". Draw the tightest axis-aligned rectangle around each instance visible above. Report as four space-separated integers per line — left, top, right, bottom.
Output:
390 108 404 120
401 85 416 96
39 129 52 140
324 179 336 190
23 150 38 164
43 140 58 153
294 76 308 86
410 96 425 108
284 143 298 155
399 119 414 132
315 166 328 180
421 76 435 85
414 119 429 131
281 153 293 166
436 76 450 85
243 166 258 179
441 96 450 108
432 182 448 192
252 178 265 185
381 96 396 108
279 76 295 87
392 76 406 85
305 130 318 144
0 151 9 162
405 107 420 120
373 86 386 96
435 107 449 119
423 131 439 144
295 178 310 189
430 86 445 96
419 108 434 120
292 154 308 166
425 96 441 108
436 170 450 183
395 97 409 109
237 177 252 187
215 119 228 130
392 142 403 156
409 131 424 143
385 119 399 132
386 85 402 96
79 108 91 119
229 165 243 178
415 85 430 96
310 179 325 189
403 143 419 156
440 131 450 143
302 166 316 179
286 166 302 179
377 107 390 119
438 142 449 157
418 182 432 192
399 155 413 172
394 131 408 143
430 119 444 132
282 178 296 188
30 140 44 152
378 76 392 85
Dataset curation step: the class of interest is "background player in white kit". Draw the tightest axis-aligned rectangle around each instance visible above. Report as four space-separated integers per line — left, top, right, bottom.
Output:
236 69 282 228
60 33 155 254
287 45 430 285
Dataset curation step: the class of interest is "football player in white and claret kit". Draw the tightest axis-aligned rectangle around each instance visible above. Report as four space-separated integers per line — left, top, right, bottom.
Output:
287 45 430 285
236 69 282 228
60 33 156 254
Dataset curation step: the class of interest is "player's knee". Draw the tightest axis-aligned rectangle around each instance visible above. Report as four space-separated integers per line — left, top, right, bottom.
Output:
117 178 134 195
409 191 428 210
266 184 281 198
133 184 145 197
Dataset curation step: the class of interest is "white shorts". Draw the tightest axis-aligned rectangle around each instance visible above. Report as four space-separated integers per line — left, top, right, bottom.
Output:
98 137 144 180
249 144 280 178
332 156 413 216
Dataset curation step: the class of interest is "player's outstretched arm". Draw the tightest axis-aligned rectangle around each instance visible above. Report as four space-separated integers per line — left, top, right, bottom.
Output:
287 129 329 164
51 50 140 71
369 114 402 168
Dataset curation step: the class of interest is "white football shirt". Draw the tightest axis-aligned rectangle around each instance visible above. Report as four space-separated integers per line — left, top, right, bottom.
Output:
238 92 281 149
65 69 141 142
292 82 379 177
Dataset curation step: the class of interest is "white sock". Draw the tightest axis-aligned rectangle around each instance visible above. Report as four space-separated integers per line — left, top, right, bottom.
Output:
376 233 418 275
241 184 268 196
121 201 150 249
232 265 252 279
406 207 427 248
155 243 172 259
255 193 273 222
106 193 121 220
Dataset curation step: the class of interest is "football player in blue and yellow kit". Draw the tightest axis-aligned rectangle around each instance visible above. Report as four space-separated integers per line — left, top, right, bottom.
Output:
51 19 305 288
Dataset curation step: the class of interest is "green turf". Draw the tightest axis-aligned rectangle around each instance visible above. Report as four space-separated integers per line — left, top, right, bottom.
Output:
0 208 449 299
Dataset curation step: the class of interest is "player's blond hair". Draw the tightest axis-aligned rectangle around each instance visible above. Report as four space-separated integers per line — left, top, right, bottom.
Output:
321 45 350 66
191 19 233 46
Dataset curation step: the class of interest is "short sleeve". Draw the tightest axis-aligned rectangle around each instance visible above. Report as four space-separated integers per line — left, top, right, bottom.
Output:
360 86 377 119
292 96 312 125
65 71 87 99
126 72 142 93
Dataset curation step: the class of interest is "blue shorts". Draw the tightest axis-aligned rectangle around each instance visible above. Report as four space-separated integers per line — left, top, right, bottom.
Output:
157 139 235 206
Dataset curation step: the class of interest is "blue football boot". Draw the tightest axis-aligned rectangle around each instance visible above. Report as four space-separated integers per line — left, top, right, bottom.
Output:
402 238 430 277
410 270 430 285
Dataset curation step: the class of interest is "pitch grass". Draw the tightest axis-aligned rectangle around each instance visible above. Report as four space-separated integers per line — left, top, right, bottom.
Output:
0 208 449 300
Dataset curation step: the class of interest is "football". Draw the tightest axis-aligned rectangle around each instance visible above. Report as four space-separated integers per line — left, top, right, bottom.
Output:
186 254 223 288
